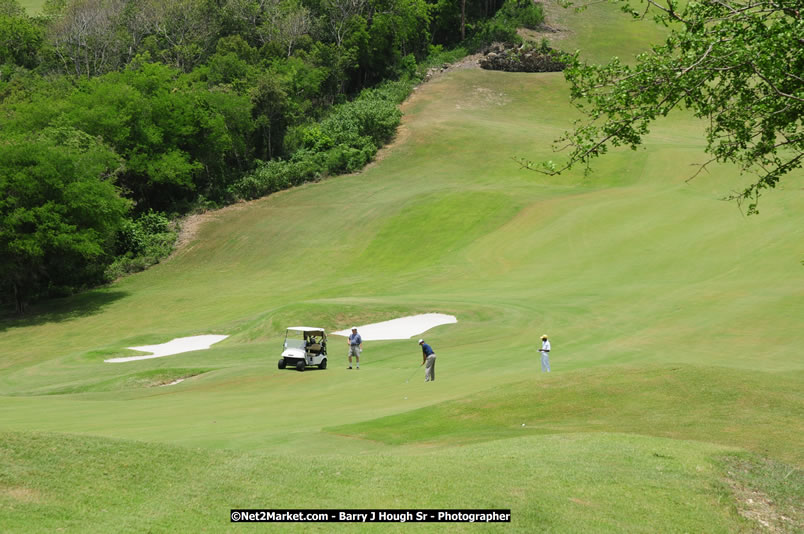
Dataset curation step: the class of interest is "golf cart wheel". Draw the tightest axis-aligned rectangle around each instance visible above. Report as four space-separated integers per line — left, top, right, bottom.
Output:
278 358 286 369
319 358 327 370
296 360 306 372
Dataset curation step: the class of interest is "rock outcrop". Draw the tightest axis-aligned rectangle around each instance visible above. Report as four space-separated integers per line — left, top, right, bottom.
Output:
479 42 568 73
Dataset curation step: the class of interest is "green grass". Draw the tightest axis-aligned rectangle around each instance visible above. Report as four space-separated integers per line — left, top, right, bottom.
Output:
18 0 44 14
330 365 804 465
0 431 758 533
520 0 671 64
717 453 803 532
0 0 801 531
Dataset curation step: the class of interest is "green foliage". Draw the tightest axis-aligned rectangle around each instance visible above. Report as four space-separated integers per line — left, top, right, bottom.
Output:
0 0 25 16
547 0 803 214
105 210 177 280
0 0 493 305
231 80 405 200
0 12 43 68
462 0 543 49
417 43 468 73
0 59 254 211
496 0 544 30
469 18 521 47
249 72 291 160
356 0 432 83
113 211 173 255
429 0 508 44
0 128 130 312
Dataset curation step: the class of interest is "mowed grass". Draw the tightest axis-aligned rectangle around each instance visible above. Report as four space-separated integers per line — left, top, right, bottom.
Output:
331 365 804 465
0 431 760 533
18 0 44 14
0 1 802 532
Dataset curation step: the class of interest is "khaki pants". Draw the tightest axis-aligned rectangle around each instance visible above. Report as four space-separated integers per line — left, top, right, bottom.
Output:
425 354 436 382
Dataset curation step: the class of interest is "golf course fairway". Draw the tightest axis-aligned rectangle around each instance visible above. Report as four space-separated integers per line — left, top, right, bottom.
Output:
1 1 801 532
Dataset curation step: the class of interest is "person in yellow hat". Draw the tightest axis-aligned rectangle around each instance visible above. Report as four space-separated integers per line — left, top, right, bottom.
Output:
539 335 551 372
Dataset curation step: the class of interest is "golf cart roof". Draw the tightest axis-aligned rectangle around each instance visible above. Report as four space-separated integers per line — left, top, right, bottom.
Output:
286 327 326 333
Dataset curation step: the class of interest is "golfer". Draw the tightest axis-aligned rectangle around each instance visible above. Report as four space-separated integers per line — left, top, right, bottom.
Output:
419 339 436 382
539 334 551 372
347 327 362 369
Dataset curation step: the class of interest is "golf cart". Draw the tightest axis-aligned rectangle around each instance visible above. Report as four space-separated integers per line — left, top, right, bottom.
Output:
278 327 328 371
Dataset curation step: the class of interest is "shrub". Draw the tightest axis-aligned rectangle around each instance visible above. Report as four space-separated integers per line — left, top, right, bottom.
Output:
230 79 404 201
107 211 178 280
468 19 521 49
466 0 544 49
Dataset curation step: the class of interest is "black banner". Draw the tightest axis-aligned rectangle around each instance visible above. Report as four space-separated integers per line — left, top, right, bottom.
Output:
230 509 511 523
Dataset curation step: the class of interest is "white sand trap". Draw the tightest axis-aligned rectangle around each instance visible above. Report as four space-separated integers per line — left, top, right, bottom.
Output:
105 335 229 363
161 378 185 387
332 313 457 341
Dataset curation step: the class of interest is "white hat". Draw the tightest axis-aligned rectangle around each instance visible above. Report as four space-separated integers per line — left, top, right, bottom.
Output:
351 326 357 330
418 339 424 344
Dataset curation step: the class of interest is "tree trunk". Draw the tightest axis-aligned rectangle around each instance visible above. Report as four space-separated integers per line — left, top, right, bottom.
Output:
13 281 24 315
461 0 466 40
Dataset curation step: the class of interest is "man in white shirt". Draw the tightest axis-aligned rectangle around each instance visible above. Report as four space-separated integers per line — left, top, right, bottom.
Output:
539 334 551 372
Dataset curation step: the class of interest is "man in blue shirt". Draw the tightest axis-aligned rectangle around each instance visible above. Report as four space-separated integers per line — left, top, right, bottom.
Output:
419 339 436 382
347 327 362 369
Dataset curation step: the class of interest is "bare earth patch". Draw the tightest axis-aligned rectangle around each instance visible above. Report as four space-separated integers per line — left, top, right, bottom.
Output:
455 86 512 111
1 486 41 503
170 52 483 248
173 202 253 255
160 378 186 387
724 471 801 533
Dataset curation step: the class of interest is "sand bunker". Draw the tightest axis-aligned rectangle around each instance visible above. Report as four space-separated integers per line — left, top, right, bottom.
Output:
105 335 229 363
161 378 185 386
102 313 454 362
332 313 457 341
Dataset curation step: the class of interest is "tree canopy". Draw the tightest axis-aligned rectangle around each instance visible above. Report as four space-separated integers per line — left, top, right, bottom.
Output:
0 128 130 313
538 0 802 213
0 0 539 312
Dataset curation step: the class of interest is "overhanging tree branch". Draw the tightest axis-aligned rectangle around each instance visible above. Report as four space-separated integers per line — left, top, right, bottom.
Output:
523 0 803 214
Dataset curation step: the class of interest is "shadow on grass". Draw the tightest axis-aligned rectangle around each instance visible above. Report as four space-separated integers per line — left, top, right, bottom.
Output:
0 290 129 332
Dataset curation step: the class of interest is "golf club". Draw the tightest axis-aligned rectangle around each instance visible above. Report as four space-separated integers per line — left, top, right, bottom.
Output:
404 366 420 383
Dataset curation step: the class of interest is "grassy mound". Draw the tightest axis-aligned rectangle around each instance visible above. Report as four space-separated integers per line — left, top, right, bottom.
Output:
330 365 804 464
0 431 772 533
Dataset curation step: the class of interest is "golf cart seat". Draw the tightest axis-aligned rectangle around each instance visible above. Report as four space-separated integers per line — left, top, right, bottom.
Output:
306 343 322 355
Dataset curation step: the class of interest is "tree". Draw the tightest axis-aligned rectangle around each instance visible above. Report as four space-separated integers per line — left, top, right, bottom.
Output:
47 0 128 76
0 59 256 211
256 0 312 57
250 72 290 159
322 0 368 49
461 0 466 40
140 0 220 71
531 0 803 214
0 0 24 17
0 127 130 313
0 11 44 69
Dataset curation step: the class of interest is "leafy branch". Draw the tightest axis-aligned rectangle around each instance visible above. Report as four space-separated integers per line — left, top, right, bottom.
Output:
522 0 803 214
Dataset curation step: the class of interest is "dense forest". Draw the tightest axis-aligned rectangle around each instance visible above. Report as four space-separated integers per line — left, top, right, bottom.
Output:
0 0 544 313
